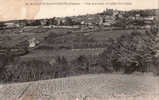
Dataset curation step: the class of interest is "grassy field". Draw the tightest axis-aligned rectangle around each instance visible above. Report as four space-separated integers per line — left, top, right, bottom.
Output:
21 48 105 61
0 74 158 100
0 28 136 48
20 29 135 61
90 29 134 41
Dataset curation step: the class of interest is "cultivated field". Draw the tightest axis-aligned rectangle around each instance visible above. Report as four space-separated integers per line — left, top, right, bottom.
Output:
0 74 159 100
20 29 136 61
21 48 105 61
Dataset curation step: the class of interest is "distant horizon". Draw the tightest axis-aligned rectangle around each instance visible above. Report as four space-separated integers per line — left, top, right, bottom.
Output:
0 8 158 22
0 0 158 21
35 0 159 20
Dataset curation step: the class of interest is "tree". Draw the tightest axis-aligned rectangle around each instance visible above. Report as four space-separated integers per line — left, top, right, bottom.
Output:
65 17 73 26
0 22 5 28
99 29 157 74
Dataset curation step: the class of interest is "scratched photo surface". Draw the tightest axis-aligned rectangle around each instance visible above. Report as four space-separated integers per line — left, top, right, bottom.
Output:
0 0 159 100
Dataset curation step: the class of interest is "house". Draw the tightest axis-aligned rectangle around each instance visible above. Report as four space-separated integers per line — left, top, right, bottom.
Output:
4 22 19 28
25 20 41 26
103 22 112 26
128 16 136 20
79 15 101 26
135 14 144 21
40 19 48 26
28 38 40 48
144 25 151 29
112 10 119 17
144 20 153 25
116 13 124 19
54 17 66 25
20 26 39 32
144 16 155 21
102 15 115 26
135 14 140 17
81 21 85 25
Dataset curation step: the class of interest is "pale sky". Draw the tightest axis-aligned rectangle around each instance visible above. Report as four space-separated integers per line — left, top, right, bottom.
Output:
36 0 159 18
0 0 158 21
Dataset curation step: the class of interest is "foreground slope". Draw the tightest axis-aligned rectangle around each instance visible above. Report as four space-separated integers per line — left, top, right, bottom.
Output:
0 74 159 100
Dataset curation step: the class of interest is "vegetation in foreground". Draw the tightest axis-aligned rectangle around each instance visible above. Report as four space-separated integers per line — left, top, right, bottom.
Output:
0 26 158 83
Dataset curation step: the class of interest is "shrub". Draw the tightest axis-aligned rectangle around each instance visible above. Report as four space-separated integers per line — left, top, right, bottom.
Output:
0 55 16 82
2 59 55 82
98 29 157 74
69 55 90 75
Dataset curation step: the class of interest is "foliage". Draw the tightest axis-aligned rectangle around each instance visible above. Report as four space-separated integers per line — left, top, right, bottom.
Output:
64 17 74 26
98 29 157 74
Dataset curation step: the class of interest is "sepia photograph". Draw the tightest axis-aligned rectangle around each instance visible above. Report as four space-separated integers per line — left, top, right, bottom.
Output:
0 0 159 100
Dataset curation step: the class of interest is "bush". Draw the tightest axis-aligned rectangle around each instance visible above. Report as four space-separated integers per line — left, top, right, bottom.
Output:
98 29 157 74
2 59 55 82
69 55 90 75
0 55 16 82
54 56 70 77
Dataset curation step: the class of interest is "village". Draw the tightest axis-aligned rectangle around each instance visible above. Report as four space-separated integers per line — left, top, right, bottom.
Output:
0 8 158 83
1 0 159 98
0 9 157 29
0 9 157 57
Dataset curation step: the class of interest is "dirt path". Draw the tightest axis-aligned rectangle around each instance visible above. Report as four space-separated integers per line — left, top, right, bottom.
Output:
0 74 159 100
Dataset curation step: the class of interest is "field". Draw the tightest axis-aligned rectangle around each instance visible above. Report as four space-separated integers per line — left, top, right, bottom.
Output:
20 29 136 61
21 48 105 61
0 9 158 100
0 28 158 100
90 29 134 41
0 74 159 100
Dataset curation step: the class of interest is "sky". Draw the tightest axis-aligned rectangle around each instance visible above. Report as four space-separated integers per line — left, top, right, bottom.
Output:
0 0 158 21
36 0 159 18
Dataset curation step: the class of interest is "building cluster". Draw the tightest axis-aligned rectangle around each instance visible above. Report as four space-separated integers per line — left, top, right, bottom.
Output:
0 9 157 30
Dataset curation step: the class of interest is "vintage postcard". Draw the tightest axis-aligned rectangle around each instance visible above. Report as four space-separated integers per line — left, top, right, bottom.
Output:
0 0 159 100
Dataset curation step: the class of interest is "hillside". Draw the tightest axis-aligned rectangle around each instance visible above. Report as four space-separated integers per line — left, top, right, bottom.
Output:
0 74 159 100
